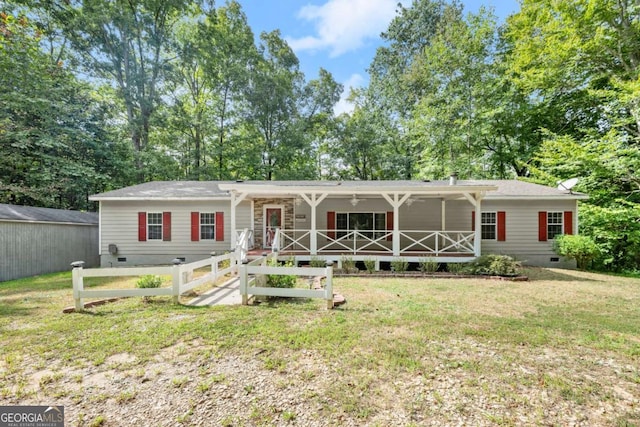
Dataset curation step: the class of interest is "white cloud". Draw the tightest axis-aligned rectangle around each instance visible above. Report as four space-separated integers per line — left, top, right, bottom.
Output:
333 73 365 116
288 0 405 57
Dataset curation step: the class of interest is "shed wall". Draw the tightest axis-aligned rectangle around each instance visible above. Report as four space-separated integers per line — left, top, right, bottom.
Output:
0 221 99 282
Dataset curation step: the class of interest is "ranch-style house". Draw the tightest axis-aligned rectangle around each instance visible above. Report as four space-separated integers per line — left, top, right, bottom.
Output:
89 178 587 269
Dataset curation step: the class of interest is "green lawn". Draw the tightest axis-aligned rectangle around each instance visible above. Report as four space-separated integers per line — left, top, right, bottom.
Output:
1 268 639 426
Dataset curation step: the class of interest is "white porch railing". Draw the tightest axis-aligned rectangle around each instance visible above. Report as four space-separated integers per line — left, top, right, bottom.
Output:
235 228 253 261
274 229 475 255
71 252 238 311
399 231 475 254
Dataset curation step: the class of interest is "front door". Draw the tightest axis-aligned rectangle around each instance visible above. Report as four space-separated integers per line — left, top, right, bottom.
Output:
264 206 283 248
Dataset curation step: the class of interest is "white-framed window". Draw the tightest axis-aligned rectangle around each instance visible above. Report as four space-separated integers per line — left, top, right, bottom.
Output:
481 212 497 240
336 212 387 239
200 213 215 240
548 212 563 239
147 213 163 240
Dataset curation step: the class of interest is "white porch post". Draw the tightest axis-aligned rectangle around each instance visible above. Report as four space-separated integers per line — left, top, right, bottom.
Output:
382 193 411 256
463 191 483 258
310 196 317 255
230 191 248 249
441 198 446 253
393 197 400 256
300 193 327 256
474 195 482 257
231 192 237 248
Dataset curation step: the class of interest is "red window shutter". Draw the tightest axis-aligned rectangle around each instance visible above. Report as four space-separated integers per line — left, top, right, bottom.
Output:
215 212 224 241
497 211 506 241
327 211 336 239
564 211 573 235
386 211 394 241
471 211 475 231
162 212 171 241
538 211 548 242
191 212 200 242
138 212 147 242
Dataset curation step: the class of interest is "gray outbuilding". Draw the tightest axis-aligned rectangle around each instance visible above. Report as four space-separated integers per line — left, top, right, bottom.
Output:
0 204 99 282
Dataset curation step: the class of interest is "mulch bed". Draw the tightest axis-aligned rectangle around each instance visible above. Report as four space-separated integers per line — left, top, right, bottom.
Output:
333 272 529 281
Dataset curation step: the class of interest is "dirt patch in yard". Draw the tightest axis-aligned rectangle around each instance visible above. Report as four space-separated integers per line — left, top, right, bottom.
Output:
2 339 638 426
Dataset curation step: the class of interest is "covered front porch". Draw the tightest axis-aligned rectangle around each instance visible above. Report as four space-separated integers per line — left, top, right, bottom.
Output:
219 180 498 263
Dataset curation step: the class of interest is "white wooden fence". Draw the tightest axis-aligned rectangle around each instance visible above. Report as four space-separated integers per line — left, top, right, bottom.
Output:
71 252 237 311
238 254 334 309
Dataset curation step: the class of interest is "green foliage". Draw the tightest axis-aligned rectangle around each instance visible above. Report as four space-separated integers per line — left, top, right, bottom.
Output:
0 12 130 210
419 259 439 273
266 258 296 289
136 275 163 289
340 256 357 272
390 258 409 273
218 252 231 270
553 235 600 270
364 258 376 274
309 257 326 268
579 203 640 271
446 263 465 274
467 255 521 277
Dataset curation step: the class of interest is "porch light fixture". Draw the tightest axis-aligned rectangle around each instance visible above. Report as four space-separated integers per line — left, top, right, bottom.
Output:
406 198 416 206
350 195 360 207
295 197 302 206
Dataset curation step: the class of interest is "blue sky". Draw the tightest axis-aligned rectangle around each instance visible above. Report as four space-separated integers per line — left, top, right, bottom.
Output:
239 0 520 113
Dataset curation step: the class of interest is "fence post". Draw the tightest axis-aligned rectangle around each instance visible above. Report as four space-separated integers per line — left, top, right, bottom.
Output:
325 261 334 310
239 259 248 305
172 258 183 304
210 251 218 284
71 261 85 311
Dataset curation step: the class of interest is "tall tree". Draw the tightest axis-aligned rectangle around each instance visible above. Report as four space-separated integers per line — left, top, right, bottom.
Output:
504 0 640 270
55 0 195 176
197 1 258 179
365 0 462 179
407 9 498 178
242 30 313 180
0 12 130 209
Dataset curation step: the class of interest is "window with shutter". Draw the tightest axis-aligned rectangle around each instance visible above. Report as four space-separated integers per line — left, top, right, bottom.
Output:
547 212 563 240
147 213 163 240
200 213 215 240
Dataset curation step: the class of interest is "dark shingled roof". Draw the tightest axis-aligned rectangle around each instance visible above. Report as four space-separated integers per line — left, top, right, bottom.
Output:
0 204 98 224
464 180 587 198
90 181 229 199
90 179 587 200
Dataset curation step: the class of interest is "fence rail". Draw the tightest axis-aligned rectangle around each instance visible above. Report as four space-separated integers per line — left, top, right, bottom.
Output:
238 254 334 309
71 252 237 311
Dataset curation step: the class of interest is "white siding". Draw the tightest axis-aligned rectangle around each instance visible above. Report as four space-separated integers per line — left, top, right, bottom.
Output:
99 200 249 266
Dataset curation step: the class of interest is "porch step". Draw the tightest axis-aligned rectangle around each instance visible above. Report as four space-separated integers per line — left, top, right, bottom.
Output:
310 276 346 307
333 293 346 306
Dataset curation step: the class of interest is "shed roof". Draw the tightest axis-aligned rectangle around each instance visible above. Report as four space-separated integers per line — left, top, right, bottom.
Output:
0 204 98 225
89 179 587 201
